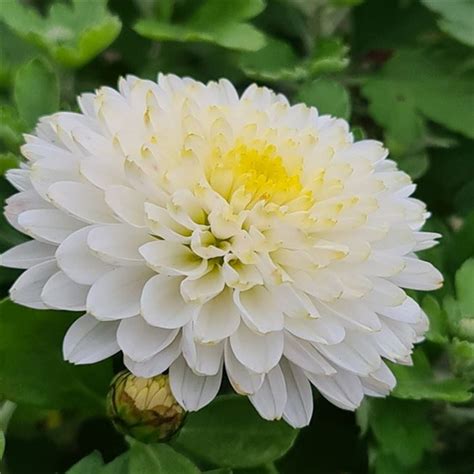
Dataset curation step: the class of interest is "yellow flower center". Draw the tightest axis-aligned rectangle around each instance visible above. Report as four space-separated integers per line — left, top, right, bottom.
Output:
209 141 313 208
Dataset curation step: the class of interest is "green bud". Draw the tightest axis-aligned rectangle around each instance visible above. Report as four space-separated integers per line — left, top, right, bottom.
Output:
107 371 186 443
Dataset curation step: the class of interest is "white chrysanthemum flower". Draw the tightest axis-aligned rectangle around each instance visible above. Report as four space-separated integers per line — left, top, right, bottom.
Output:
1 74 442 427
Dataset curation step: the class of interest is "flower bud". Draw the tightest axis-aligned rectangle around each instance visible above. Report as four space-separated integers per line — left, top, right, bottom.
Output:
107 371 185 442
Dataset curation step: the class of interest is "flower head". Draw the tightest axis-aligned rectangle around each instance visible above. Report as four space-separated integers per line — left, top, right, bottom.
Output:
107 371 185 442
1 74 442 427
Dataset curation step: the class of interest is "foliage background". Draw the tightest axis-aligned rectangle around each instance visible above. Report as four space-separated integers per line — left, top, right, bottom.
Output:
0 0 473 473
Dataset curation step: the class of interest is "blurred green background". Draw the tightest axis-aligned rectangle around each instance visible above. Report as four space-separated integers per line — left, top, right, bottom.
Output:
0 0 473 473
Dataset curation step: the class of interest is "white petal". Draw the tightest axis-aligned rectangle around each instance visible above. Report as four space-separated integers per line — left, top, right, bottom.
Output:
315 341 380 376
87 224 152 266
141 274 197 329
360 252 404 277
413 231 441 251
372 323 412 362
48 181 116 224
343 333 382 372
190 229 229 259
194 287 240 343
139 240 207 277
123 334 182 377
281 359 313 428
230 322 283 374
41 271 89 310
1 240 56 269
234 286 284 334
80 157 126 190
182 328 224 376
63 314 120 364
145 202 191 244
6 169 31 191
18 209 84 244
361 361 396 396
117 316 178 362
224 341 264 395
222 257 263 291
87 266 153 320
168 189 207 230
56 226 113 285
276 284 319 319
390 258 443 291
283 332 336 375
9 260 57 309
5 190 50 218
169 356 222 411
289 268 343 301
363 278 406 307
284 314 345 344
105 185 146 227
320 299 382 332
124 159 168 205
306 370 364 410
180 265 225 304
413 310 429 340
30 155 79 198
249 365 287 421
376 296 422 324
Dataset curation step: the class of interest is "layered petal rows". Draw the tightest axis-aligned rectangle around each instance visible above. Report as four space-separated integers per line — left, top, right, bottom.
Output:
1 74 442 427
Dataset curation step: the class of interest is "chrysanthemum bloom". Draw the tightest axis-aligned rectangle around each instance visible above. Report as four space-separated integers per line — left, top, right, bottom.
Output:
1 74 442 427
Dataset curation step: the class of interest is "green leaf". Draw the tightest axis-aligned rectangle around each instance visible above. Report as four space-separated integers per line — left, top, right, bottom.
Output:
173 395 298 468
296 78 351 119
330 0 365 6
0 152 19 175
239 37 349 83
134 0 266 52
66 451 104 474
389 349 472 403
445 296 474 342
101 452 130 474
421 0 474 47
0 430 4 460
353 0 435 53
307 38 349 75
443 212 474 276
235 464 279 474
373 451 444 474
239 37 306 81
445 258 474 342
352 126 366 141
0 105 26 151
0 400 16 432
129 443 200 474
367 398 434 466
0 299 113 411
362 47 474 179
450 338 474 382
0 403 17 467
355 399 370 436
395 151 429 181
454 179 474 216
416 140 474 216
0 22 38 88
422 295 449 344
455 258 474 316
362 49 474 143
14 58 59 129
0 0 121 68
